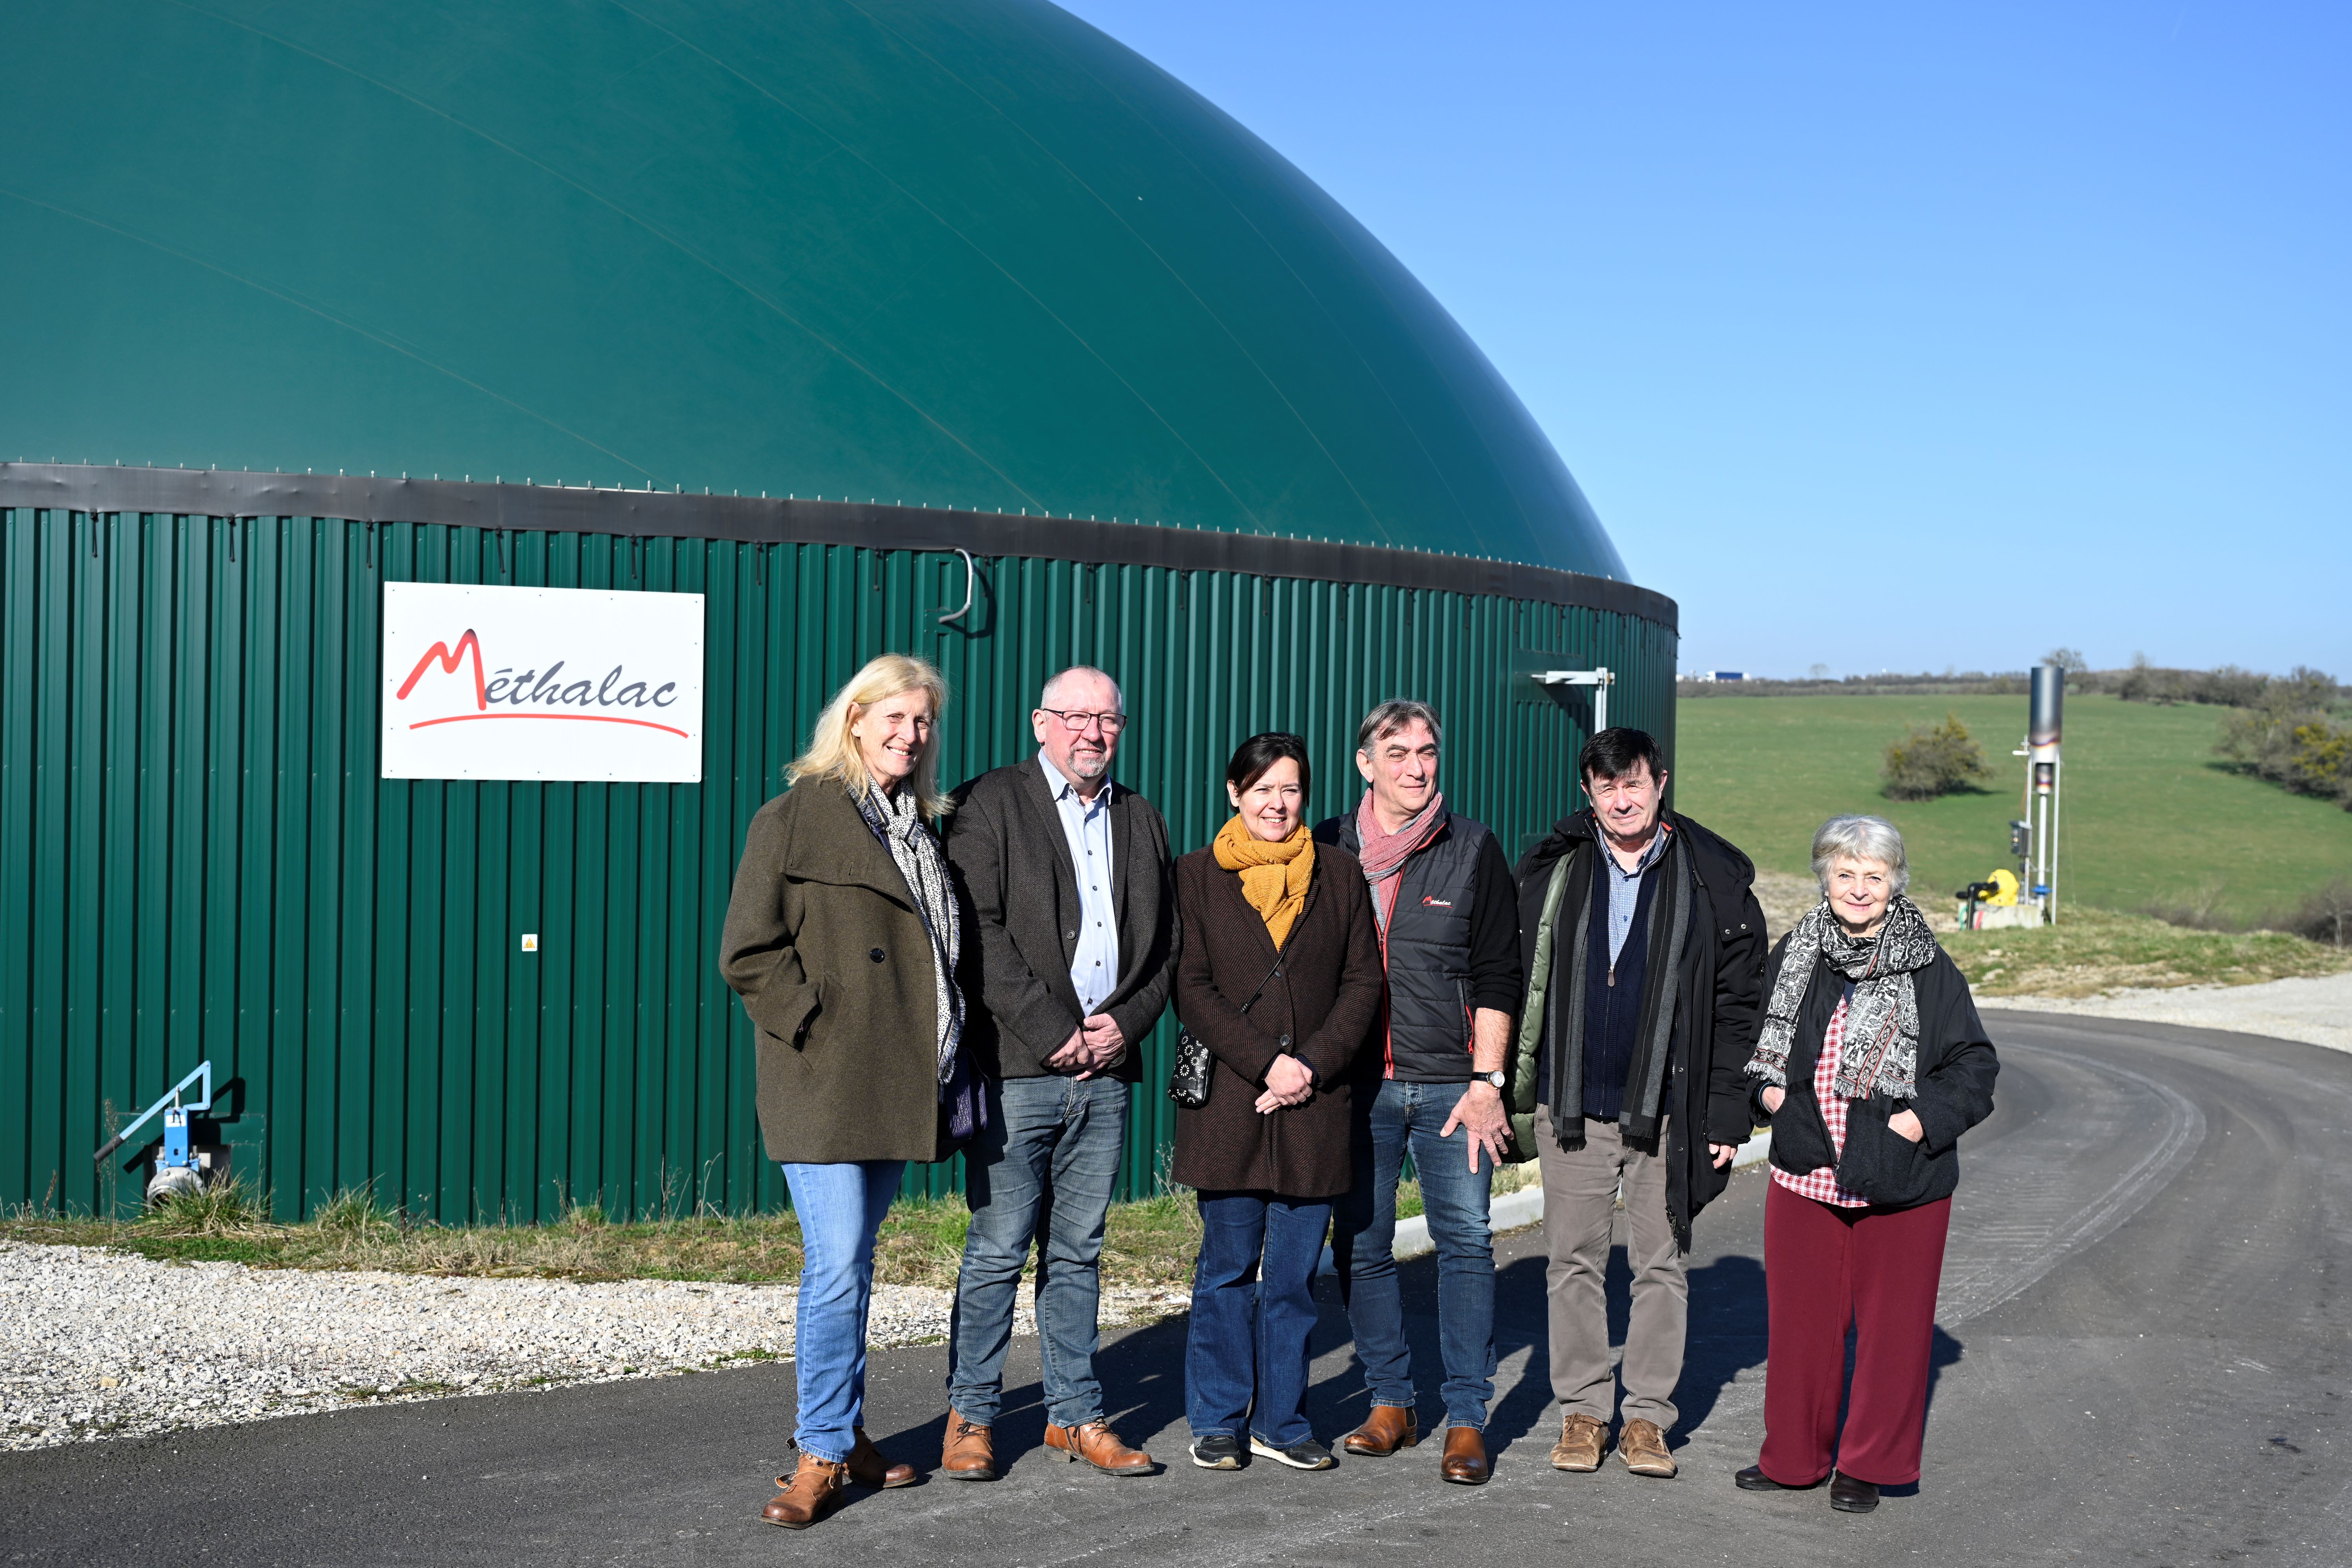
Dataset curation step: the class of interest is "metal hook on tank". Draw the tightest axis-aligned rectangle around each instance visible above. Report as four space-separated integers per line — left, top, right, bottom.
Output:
938 548 976 627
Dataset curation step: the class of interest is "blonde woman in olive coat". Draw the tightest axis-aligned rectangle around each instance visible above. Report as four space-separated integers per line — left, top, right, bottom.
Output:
721 653 971 1529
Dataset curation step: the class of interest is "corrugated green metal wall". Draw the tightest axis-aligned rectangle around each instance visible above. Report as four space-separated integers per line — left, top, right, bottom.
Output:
0 506 1674 1220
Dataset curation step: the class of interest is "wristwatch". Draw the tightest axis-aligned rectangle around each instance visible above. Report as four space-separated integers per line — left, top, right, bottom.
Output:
1475 1070 1506 1089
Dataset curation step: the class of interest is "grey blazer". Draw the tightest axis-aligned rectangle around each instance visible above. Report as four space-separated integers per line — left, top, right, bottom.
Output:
945 758 1179 1082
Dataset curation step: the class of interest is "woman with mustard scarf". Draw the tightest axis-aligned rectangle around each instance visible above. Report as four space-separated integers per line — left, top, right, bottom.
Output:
1170 732 1386 1473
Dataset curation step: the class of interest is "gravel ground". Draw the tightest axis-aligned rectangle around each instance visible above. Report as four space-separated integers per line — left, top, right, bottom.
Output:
0 1241 1180 1453
1985 968 2352 1054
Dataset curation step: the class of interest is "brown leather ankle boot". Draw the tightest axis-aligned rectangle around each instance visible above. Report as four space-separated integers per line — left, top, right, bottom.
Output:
847 1427 918 1489
942 1412 996 1481
761 1452 848 1528
1044 1420 1156 1475
1342 1405 1420 1455
1440 1425 1490 1485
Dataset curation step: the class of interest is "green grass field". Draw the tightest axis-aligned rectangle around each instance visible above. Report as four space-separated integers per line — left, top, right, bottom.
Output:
1672 693 2352 925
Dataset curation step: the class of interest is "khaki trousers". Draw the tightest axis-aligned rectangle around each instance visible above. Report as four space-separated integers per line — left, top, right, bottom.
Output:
1536 1107 1686 1430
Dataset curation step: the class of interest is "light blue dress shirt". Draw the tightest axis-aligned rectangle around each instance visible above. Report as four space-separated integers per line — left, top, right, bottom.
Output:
1603 821 1674 963
1038 754 1120 1016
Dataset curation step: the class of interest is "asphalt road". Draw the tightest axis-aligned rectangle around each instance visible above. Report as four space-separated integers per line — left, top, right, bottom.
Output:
6 1012 2348 1567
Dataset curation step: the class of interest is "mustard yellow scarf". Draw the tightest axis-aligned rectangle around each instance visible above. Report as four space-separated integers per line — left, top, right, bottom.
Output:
1213 816 1316 949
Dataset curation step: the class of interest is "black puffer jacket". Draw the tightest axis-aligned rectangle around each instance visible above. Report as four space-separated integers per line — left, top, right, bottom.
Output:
1748 937 1999 1210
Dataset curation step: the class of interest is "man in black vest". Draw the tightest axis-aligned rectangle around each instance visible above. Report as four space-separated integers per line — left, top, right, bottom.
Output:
1316 700 1523 1485
1508 727 1766 1480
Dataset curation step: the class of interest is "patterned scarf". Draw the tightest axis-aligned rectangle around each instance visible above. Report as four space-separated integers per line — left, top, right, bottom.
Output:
1353 789 1445 932
1213 816 1316 949
1746 893 1937 1100
851 777 964 1087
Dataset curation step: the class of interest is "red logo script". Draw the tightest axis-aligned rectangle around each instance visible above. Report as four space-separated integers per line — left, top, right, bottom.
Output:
395 628 689 739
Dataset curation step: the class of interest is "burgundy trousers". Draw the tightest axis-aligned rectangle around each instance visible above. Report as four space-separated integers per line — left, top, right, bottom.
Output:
1757 1181 1951 1487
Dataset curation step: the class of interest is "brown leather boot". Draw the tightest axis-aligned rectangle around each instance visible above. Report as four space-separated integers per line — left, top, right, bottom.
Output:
1619 1417 1677 1477
1439 1425 1490 1485
1549 1412 1606 1472
761 1452 848 1528
1341 1405 1420 1456
942 1412 996 1482
846 1427 918 1489
1044 1420 1156 1476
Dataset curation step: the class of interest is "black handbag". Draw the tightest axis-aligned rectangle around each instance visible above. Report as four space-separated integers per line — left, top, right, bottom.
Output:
1167 922 1301 1109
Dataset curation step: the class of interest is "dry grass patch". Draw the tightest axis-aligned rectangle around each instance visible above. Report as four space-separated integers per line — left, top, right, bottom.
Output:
1944 907 2352 998
2 1186 1212 1291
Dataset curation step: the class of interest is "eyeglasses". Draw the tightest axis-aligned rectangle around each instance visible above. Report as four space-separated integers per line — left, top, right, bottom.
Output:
1038 707 1128 734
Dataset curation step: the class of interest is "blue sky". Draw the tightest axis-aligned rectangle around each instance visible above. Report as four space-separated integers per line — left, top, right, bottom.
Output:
1059 2 2349 679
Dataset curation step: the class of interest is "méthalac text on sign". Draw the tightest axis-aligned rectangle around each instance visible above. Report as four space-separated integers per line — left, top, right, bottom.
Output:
380 581 706 782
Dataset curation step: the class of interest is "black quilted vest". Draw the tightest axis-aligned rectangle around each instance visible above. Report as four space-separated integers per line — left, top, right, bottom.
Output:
1325 810 1492 1083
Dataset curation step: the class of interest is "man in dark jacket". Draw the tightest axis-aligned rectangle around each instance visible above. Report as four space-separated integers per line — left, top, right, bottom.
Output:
940 666 1178 1482
1315 700 1522 1485
1508 727 1766 1481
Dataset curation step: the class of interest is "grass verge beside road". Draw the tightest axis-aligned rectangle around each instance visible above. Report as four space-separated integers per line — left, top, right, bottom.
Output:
3 1160 1546 1291
0 1185 1202 1290
1944 907 2352 998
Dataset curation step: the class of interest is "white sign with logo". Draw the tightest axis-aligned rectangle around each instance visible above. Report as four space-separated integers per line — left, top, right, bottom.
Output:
381 581 704 782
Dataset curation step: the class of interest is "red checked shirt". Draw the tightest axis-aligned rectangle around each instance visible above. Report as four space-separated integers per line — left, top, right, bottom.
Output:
1771 995 1871 1209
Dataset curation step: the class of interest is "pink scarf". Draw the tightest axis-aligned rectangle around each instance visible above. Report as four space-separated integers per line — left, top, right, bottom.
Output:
1355 789 1446 932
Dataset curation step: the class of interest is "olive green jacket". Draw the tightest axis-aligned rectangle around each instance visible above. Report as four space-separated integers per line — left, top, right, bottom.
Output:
719 781 955 1165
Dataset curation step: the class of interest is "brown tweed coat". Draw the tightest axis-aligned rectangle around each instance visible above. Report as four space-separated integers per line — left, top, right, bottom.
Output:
719 781 955 1165
1169 843 1384 1198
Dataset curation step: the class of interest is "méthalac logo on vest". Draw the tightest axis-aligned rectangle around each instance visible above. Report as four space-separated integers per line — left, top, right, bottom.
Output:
380 581 705 782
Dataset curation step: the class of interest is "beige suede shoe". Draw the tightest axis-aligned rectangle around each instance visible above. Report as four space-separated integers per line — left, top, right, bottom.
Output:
1549 1412 1606 1472
1619 1417 1678 1477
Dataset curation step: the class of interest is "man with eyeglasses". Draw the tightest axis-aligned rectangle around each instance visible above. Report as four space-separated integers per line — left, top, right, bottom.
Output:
940 666 1180 1482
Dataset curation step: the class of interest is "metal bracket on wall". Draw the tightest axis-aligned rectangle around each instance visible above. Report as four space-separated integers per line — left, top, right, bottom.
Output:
1534 665 1613 732
937 547 976 626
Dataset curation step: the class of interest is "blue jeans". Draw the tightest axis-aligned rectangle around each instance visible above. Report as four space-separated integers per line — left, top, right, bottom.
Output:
781 1160 906 1463
1187 1190 1332 1447
1329 1078 1497 1429
947 1075 1130 1428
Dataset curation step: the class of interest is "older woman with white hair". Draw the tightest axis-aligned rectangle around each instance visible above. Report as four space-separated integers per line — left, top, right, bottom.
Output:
1734 814 1997 1514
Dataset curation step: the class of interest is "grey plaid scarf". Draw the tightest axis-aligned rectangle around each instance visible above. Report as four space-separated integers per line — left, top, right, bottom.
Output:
851 778 963 1087
1746 893 1937 1100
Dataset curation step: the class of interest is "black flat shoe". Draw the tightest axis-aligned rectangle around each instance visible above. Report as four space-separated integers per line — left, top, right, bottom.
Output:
1735 1465 1790 1491
1830 1472 1880 1513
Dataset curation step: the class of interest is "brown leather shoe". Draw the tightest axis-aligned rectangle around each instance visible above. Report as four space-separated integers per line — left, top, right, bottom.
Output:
1342 1405 1421 1456
1439 1425 1490 1485
1044 1420 1156 1476
1549 1412 1606 1472
941 1412 996 1482
1619 1417 1677 1477
761 1452 848 1528
847 1427 918 1489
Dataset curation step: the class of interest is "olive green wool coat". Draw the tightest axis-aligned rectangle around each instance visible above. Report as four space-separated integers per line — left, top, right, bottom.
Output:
719 781 956 1166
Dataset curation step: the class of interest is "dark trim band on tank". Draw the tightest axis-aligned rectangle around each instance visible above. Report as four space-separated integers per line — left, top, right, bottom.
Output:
0 463 1676 627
